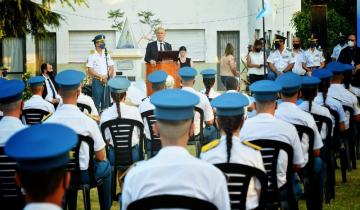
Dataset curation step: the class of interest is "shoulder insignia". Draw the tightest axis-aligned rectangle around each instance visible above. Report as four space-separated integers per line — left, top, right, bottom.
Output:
41 113 52 122
90 49 96 54
141 96 149 102
242 141 262 150
201 139 220 153
85 112 100 122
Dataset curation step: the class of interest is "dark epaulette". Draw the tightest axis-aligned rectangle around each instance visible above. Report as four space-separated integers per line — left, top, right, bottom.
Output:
141 96 149 102
201 139 220 153
41 113 52 122
242 141 262 150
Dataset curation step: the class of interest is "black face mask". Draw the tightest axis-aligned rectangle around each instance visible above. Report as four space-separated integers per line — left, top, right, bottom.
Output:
293 43 300 49
309 42 317 48
274 42 280 49
47 71 54 77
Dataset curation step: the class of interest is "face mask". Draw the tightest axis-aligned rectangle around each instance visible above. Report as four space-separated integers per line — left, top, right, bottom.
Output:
47 71 54 77
99 43 106 49
309 43 317 48
254 47 262 52
348 41 355 47
274 43 280 49
293 43 300 49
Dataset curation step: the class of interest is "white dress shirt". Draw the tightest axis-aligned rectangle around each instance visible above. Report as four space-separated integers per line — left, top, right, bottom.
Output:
24 95 55 113
24 203 62 210
156 41 168 51
267 48 295 72
314 92 347 124
248 51 265 75
122 146 231 210
275 102 323 167
86 50 114 76
139 96 155 139
200 88 220 100
45 104 105 170
100 103 143 147
303 48 325 67
331 43 347 61
292 49 306 75
350 85 360 97
239 113 305 187
201 135 265 210
0 116 26 146
42 74 61 103
77 93 99 116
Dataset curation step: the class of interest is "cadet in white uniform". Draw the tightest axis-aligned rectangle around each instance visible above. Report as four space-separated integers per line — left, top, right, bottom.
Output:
291 37 307 76
24 76 55 113
331 33 347 61
122 89 231 210
44 70 112 210
0 79 26 146
201 92 265 210
5 124 77 210
100 77 143 164
200 69 220 101
302 36 325 72
77 85 99 117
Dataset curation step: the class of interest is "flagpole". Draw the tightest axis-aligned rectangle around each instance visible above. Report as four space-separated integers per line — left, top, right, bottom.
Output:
262 0 266 79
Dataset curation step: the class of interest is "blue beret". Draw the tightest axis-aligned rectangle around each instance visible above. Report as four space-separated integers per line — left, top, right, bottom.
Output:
151 89 199 121
200 69 216 79
5 123 77 171
92 34 106 42
108 77 130 93
250 80 281 101
28 76 45 87
148 70 168 84
312 69 333 79
301 76 320 88
0 79 25 103
211 93 249 116
275 72 302 93
55 70 85 89
179 67 197 81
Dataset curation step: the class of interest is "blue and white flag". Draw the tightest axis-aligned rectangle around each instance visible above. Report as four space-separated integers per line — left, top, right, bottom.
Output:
256 0 272 20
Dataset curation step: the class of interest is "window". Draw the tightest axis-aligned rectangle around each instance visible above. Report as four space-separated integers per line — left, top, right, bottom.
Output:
69 31 116 63
267 30 273 44
166 29 206 61
255 29 261 40
1 37 26 74
286 31 290 47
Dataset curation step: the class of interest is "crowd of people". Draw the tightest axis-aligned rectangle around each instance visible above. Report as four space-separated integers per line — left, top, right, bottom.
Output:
0 29 360 210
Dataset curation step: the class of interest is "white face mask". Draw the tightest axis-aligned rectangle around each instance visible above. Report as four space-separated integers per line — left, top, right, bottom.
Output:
348 40 355 47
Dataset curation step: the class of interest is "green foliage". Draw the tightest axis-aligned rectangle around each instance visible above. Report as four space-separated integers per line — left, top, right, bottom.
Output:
108 9 125 32
291 10 311 49
21 72 32 100
138 11 161 32
327 9 352 51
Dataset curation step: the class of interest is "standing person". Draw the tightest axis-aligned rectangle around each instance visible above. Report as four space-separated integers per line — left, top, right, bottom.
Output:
292 37 307 76
24 76 55 113
267 35 295 80
144 27 172 65
41 63 61 106
302 35 325 74
259 37 271 58
200 69 220 101
87 34 115 112
247 39 266 84
178 46 194 68
338 34 360 68
5 124 76 210
220 43 239 86
121 89 231 210
331 33 347 61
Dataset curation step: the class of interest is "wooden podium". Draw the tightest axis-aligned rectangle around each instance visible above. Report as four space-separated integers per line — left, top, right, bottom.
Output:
146 61 180 95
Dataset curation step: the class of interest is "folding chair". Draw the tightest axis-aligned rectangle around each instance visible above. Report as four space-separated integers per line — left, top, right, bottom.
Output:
141 110 162 158
22 108 49 125
188 107 205 157
77 103 92 114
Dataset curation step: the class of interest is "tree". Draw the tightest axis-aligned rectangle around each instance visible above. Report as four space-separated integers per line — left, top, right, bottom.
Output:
138 11 162 41
108 9 125 32
0 0 87 38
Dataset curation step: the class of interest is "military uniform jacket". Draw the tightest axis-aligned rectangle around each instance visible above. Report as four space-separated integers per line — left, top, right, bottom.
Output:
24 95 55 113
24 203 62 210
77 93 99 116
86 50 114 76
303 48 325 68
0 116 26 147
267 48 295 72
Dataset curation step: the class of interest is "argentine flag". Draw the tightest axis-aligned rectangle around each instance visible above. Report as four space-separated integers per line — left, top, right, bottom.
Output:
256 0 272 20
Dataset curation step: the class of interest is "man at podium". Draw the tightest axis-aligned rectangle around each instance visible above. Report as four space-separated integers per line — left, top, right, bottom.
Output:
144 27 172 65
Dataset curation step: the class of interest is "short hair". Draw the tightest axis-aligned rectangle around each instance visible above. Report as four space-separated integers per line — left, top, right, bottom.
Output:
59 88 78 99
255 100 276 109
281 90 299 98
18 167 66 201
155 27 165 34
30 85 42 94
40 63 48 74
0 99 21 112
151 83 165 92
225 77 239 91
157 119 192 141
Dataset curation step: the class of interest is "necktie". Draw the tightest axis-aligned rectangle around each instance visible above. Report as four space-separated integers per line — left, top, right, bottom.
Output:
160 43 164 51
48 78 56 99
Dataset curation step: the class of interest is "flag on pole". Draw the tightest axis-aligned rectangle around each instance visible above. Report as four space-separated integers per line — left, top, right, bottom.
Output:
256 0 272 20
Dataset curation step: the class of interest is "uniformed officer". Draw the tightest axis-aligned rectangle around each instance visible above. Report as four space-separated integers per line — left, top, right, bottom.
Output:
24 76 55 113
241 80 305 209
291 37 307 76
200 92 265 210
86 34 115 112
274 72 324 210
139 70 168 157
331 32 347 61
100 77 143 164
44 69 112 210
77 83 99 117
121 89 231 210
302 35 325 73
267 34 295 80
5 124 76 210
200 69 220 101
0 79 26 146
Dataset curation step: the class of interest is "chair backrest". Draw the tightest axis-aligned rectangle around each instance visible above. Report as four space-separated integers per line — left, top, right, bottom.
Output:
127 194 218 210
312 113 333 142
249 139 294 205
141 110 161 156
22 109 49 125
67 135 97 189
215 163 268 210
0 147 24 206
293 124 315 169
100 118 144 167
77 103 92 114
194 107 205 146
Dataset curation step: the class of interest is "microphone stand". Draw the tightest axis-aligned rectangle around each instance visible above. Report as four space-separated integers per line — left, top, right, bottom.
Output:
103 47 110 110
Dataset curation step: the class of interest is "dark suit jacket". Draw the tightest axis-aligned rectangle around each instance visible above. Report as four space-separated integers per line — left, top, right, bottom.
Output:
144 41 172 63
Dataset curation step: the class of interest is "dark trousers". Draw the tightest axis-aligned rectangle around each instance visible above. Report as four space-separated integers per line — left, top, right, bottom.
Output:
249 74 266 84
300 163 325 210
92 78 110 112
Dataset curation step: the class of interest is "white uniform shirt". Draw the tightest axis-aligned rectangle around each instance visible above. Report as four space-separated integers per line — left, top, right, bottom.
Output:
100 103 142 147
0 116 26 147
45 104 105 170
200 88 220 100
86 50 114 76
248 51 265 75
350 85 360 97
292 49 306 75
331 43 347 61
298 101 335 139
267 48 295 72
122 146 231 210
303 48 325 67
77 93 99 116
201 136 265 210
23 95 55 113
239 113 305 187
42 75 61 103
314 92 347 123
275 102 323 167
24 203 62 210
139 96 155 139
182 87 214 135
